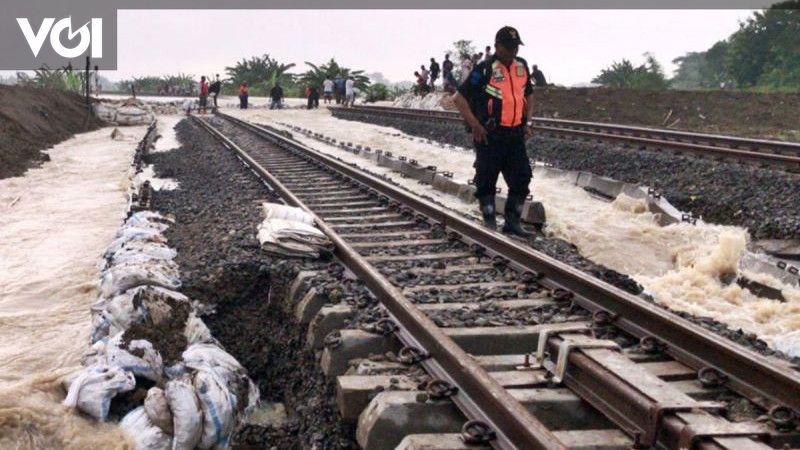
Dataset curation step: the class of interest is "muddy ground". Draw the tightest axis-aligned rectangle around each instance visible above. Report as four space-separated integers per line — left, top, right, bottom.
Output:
147 118 357 449
443 87 800 141
332 111 800 241
0 85 102 179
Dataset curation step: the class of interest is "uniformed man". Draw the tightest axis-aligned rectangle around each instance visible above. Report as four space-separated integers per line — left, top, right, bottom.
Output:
452 26 535 236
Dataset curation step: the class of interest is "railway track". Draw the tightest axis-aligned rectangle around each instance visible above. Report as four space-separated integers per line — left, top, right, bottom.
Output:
193 112 800 450
330 105 800 172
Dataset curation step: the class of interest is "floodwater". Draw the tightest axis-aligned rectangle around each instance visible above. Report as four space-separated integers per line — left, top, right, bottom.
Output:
0 125 148 448
227 106 800 357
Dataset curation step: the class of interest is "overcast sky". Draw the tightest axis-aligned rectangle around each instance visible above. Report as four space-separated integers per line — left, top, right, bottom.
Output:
6 10 757 86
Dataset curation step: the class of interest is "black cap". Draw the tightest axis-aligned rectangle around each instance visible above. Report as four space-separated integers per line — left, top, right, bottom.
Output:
495 26 524 47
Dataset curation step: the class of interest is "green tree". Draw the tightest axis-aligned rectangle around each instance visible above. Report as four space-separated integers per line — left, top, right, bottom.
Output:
298 58 370 91
592 53 669 90
364 83 390 103
224 54 297 96
16 65 89 95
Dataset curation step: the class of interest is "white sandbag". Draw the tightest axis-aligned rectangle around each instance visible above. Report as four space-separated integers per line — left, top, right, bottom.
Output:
94 103 117 122
144 387 174 434
111 242 177 265
166 375 203 450
106 333 164 383
261 202 315 225
115 226 164 242
105 231 167 259
184 313 216 345
195 368 236 449
120 406 172 450
182 343 243 374
125 211 174 230
116 106 155 126
257 219 332 258
99 260 181 298
63 365 136 421
83 339 108 366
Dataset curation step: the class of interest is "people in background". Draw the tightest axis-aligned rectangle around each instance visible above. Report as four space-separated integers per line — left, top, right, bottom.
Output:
442 54 455 92
269 83 284 110
344 77 355 107
334 75 345 104
483 45 492 63
460 54 473 84
429 58 440 89
198 76 208 114
238 82 249 109
419 65 429 87
307 85 320 109
323 77 334 104
208 74 221 110
532 65 547 87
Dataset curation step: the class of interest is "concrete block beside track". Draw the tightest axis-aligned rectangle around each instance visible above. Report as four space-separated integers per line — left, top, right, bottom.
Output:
399 161 437 184
356 391 464 450
321 329 401 377
431 173 463 196
306 304 355 350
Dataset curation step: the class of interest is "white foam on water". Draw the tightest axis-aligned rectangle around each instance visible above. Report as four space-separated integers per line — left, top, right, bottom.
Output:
0 126 145 448
224 106 800 357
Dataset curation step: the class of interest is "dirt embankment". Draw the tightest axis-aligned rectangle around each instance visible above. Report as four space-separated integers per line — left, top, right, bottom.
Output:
530 88 800 140
0 85 102 179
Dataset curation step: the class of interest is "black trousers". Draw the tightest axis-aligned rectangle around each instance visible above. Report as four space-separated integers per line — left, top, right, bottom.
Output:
473 127 532 200
239 94 248 109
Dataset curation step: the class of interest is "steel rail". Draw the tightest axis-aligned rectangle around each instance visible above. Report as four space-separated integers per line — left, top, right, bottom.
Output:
191 115 567 450
216 112 800 417
333 105 800 170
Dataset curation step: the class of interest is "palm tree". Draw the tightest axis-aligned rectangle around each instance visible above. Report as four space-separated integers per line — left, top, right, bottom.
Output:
224 54 296 95
299 58 370 91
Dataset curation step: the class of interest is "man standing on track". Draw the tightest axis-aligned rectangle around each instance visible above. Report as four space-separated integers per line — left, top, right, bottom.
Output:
270 83 284 109
323 77 334 104
344 77 355 107
198 76 209 114
451 26 535 237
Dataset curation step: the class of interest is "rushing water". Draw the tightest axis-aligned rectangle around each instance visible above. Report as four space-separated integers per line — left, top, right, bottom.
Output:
0 126 148 448
227 107 800 357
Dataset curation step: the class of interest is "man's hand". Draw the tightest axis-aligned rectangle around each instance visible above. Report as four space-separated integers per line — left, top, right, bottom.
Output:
472 123 488 144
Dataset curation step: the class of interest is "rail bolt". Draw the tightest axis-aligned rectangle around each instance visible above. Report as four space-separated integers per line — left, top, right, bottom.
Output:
471 244 486 256
374 318 399 336
398 346 429 365
551 288 574 303
323 331 342 349
425 379 459 400
447 231 461 242
461 420 497 445
492 255 508 267
697 366 728 388
592 310 617 326
639 335 663 354
768 405 796 429
521 271 543 283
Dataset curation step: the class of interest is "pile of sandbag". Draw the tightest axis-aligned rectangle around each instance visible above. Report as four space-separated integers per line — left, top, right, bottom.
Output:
64 210 259 450
94 99 156 126
257 203 333 258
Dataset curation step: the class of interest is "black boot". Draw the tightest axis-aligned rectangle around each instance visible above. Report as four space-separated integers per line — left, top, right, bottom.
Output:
478 195 497 230
502 196 532 237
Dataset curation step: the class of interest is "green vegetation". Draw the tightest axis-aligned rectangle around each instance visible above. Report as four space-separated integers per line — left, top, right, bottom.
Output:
16 65 89 94
591 53 669 90
115 74 195 95
224 54 297 96
298 58 370 91
363 83 389 103
672 2 800 90
592 2 800 92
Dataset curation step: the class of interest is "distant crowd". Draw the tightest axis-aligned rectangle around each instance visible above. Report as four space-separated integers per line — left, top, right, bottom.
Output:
413 45 547 96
